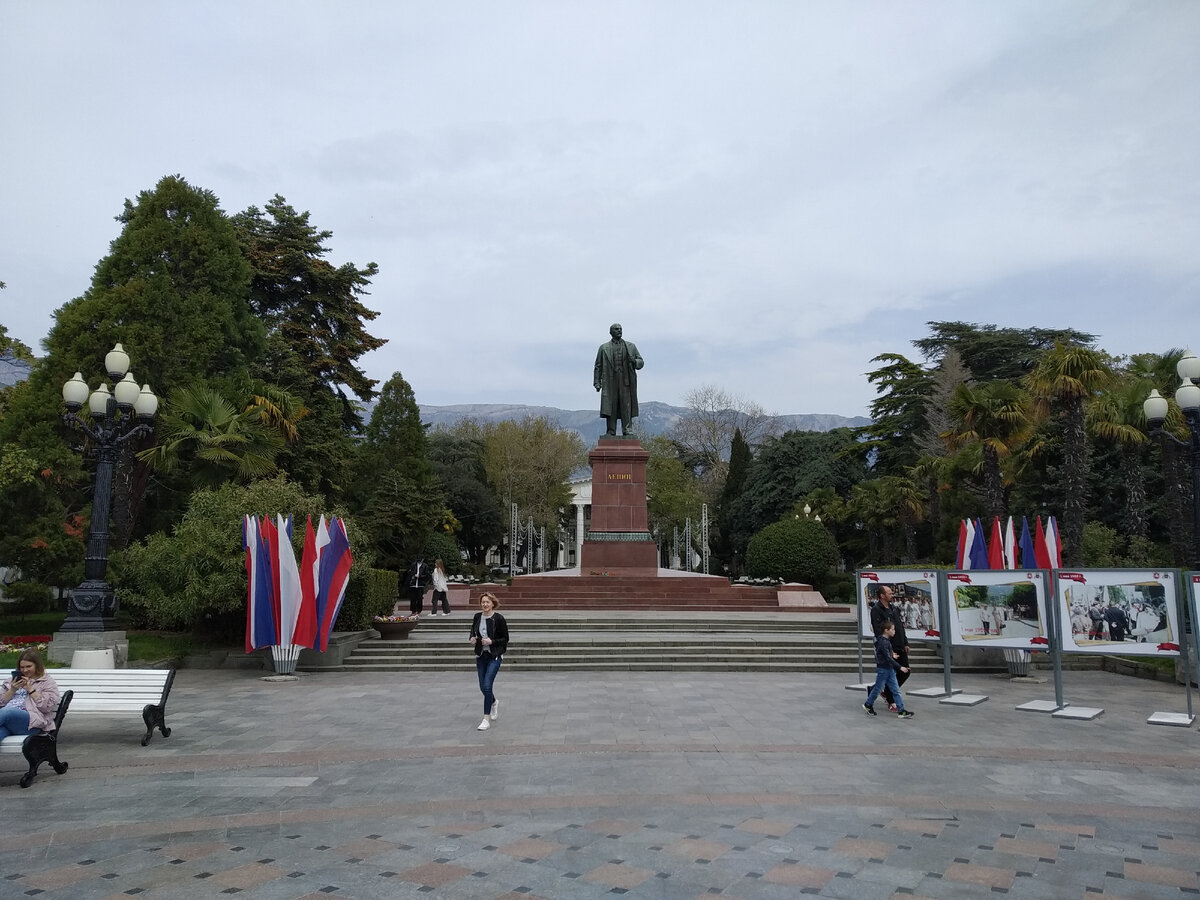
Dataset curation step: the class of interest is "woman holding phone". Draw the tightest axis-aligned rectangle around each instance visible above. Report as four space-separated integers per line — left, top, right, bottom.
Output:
468 592 508 731
0 649 60 738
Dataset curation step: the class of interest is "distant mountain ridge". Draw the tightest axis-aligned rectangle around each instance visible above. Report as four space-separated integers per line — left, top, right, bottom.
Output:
0 356 871 443
417 401 870 444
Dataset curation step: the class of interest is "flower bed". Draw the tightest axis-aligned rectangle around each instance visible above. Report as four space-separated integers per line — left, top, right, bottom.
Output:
0 635 51 653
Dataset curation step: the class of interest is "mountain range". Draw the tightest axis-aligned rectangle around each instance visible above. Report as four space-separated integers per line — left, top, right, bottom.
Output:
416 401 870 444
0 356 870 440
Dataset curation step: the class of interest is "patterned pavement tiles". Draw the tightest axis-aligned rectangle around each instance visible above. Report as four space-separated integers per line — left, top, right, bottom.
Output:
1 668 1199 899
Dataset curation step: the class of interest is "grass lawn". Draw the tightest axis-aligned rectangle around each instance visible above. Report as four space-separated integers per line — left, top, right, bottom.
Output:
0 611 229 668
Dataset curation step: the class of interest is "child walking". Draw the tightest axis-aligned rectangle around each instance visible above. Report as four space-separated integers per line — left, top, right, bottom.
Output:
863 622 914 719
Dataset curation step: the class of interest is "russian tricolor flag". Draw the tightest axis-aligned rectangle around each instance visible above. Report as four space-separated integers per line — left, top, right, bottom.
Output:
245 513 352 653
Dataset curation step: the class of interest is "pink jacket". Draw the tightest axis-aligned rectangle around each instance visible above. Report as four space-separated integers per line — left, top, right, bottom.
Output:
1 673 61 733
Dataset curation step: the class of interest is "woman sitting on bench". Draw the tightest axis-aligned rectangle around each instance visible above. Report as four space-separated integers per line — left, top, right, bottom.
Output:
0 649 61 738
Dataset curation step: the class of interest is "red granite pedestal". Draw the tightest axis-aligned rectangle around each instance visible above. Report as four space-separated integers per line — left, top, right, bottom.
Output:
579 437 659 573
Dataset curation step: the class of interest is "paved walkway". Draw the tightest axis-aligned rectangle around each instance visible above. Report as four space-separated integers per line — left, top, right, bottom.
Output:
3 664 1199 899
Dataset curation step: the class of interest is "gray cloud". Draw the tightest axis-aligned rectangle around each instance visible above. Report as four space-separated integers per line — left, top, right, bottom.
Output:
2 1 1196 417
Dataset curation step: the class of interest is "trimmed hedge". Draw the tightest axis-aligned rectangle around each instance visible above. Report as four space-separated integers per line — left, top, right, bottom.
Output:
745 517 839 585
334 567 398 631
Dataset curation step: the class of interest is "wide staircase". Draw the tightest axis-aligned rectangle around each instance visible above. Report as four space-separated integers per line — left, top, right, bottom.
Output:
463 572 833 613
330 612 1002 674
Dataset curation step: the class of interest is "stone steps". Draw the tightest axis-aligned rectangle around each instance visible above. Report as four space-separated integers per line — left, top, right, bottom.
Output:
322 612 1005 674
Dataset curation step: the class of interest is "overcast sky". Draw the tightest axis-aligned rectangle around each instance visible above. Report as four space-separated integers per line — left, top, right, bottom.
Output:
2 2 1197 419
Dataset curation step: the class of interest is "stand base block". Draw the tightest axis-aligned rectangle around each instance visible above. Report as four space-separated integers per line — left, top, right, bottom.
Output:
939 693 988 707
1016 699 1066 713
1052 706 1104 720
1147 711 1194 727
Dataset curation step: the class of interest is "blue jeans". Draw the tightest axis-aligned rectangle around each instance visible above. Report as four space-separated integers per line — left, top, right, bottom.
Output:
475 654 502 715
0 706 33 739
865 667 904 712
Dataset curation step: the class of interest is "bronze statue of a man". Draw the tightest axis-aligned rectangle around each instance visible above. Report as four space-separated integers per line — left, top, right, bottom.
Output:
593 323 644 437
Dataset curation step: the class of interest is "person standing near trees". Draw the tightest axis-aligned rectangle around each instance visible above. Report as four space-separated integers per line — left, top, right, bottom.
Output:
870 584 910 710
430 558 450 616
405 557 429 614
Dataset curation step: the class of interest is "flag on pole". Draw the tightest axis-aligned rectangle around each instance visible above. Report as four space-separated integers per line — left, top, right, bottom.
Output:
988 517 1004 570
246 516 279 650
244 516 264 653
1003 516 1017 570
316 517 353 652
259 514 283 641
275 514 303 647
292 516 320 650
1018 516 1038 569
960 518 977 569
1033 516 1052 569
968 518 989 569
1046 516 1062 568
955 519 968 569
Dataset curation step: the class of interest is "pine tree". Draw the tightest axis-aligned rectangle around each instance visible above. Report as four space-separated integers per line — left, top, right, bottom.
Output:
233 196 385 407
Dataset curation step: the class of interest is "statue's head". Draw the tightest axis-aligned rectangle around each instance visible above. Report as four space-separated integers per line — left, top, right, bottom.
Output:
610 323 622 340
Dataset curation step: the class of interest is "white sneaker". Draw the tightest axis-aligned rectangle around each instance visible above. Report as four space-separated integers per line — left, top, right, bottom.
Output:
489 700 499 721
477 717 490 731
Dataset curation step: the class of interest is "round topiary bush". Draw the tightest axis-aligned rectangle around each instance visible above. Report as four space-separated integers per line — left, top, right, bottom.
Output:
422 531 463 576
745 517 839 585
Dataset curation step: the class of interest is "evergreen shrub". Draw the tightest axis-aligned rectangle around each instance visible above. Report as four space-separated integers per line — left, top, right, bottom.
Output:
422 531 463 576
334 567 397 631
745 517 839 585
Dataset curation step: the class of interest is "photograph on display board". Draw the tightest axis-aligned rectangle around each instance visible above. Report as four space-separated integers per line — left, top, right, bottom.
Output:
856 570 940 641
1056 569 1179 656
945 570 1048 648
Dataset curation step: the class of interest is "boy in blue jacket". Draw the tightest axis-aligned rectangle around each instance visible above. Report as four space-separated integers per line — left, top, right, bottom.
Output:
863 621 914 718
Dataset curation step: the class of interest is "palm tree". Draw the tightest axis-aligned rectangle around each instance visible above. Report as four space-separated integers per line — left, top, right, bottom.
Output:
945 380 1032 521
1025 342 1113 566
138 386 284 488
1087 375 1152 537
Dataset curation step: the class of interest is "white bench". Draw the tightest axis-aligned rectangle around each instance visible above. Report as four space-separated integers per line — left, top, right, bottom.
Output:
0 691 73 788
50 668 176 747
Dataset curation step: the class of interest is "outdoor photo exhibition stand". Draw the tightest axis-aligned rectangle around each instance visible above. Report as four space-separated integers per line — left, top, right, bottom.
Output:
854 567 1196 728
851 569 956 699
1052 568 1190 724
943 568 1052 708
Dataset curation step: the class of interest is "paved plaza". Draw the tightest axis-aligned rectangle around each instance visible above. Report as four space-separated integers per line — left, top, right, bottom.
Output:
3 659 1199 899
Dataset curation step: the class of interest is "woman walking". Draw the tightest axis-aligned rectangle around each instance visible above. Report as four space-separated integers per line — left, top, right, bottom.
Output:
468 592 508 730
431 558 450 616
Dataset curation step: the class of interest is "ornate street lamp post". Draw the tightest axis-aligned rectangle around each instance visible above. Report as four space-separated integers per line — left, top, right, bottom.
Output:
60 343 158 632
1143 350 1200 569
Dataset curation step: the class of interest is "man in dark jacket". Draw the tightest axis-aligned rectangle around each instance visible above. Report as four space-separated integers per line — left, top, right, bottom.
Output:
405 557 430 614
870 584 910 708
1105 603 1129 642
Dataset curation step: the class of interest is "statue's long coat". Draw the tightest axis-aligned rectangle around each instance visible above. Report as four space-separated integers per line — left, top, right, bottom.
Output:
594 339 643 421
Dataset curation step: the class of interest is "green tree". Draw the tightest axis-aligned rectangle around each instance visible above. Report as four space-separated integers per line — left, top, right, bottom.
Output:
1025 342 1113 566
1087 373 1153 537
945 379 1032 520
114 477 368 635
137 386 286 488
428 430 504 564
8 175 266 546
234 196 385 403
644 434 707 564
353 372 444 570
745 516 839 584
731 428 866 541
914 321 1097 382
713 427 751 573
482 416 586 539
857 353 933 476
